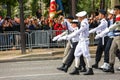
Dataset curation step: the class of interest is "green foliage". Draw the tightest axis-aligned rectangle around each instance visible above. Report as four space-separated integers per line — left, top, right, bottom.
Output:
0 0 28 17
76 0 114 15
0 0 18 6
31 0 39 16
76 0 106 14
77 0 92 13
0 9 7 18
43 0 50 7
0 0 18 17
0 0 117 18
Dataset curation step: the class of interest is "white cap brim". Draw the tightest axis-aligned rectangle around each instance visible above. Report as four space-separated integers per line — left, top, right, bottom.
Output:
76 11 87 17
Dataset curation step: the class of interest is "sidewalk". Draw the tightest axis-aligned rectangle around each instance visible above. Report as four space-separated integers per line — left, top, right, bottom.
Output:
0 46 97 62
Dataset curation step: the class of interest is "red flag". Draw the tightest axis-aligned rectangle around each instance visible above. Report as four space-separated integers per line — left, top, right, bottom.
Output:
49 0 57 19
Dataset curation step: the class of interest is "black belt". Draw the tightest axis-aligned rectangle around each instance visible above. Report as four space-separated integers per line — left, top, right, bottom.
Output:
113 30 120 32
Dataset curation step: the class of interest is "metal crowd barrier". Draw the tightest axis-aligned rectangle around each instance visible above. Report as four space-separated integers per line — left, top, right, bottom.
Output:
0 31 20 51
0 30 96 51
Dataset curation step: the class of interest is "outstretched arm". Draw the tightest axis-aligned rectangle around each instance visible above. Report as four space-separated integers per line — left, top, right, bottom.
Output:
52 30 67 41
109 21 120 31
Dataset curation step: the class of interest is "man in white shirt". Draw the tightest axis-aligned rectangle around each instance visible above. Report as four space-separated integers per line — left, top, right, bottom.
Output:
60 11 94 75
89 9 109 69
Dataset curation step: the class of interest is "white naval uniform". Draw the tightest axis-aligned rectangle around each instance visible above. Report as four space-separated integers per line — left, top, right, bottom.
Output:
64 19 74 32
65 18 91 68
89 18 108 45
71 27 79 43
66 18 90 57
89 18 108 34
95 19 114 39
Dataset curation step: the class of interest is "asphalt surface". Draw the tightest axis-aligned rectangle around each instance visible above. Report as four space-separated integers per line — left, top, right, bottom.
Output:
0 59 120 80
0 46 120 80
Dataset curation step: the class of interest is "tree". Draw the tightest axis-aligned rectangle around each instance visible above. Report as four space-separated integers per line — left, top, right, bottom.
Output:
18 0 26 54
0 0 18 17
100 0 105 9
76 0 92 14
71 0 77 17
31 0 39 16
111 0 120 8
0 0 28 17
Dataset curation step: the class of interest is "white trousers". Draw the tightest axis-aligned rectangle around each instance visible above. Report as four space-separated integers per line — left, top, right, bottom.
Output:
74 39 91 68
74 40 90 57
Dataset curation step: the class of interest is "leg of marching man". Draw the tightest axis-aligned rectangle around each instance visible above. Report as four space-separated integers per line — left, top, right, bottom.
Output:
70 40 94 75
57 41 71 70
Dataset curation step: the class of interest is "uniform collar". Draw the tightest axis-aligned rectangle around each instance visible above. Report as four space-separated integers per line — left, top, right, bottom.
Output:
100 18 106 22
81 18 88 22
73 27 78 30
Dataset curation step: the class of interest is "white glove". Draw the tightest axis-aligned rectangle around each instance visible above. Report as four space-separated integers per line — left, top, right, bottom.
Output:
95 34 101 39
89 29 95 34
95 33 105 39
57 36 67 41
52 35 61 41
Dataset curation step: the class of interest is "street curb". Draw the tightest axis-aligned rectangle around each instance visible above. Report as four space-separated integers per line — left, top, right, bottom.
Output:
0 51 64 63
0 56 63 63
0 51 96 63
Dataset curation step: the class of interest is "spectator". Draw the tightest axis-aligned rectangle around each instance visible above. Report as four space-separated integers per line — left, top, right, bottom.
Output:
2 18 13 31
36 9 42 19
0 16 3 33
53 19 65 36
42 19 50 30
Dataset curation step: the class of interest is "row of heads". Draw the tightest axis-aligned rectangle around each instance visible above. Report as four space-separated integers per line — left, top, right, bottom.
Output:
66 5 120 22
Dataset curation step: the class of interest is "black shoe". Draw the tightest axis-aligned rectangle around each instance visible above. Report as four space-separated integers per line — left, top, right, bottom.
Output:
80 68 87 72
61 65 69 72
103 64 114 73
57 64 65 71
92 64 98 69
69 67 79 75
57 67 64 71
78 66 82 71
104 68 114 73
84 68 94 75
103 68 114 73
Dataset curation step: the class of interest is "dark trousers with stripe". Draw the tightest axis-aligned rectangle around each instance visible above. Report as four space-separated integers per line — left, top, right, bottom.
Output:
65 42 86 68
104 38 113 63
95 36 109 64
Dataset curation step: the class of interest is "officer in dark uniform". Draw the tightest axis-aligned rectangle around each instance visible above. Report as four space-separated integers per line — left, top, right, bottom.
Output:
89 9 109 68
95 9 115 70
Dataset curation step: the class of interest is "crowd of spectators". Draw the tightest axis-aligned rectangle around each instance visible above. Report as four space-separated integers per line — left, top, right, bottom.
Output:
0 11 68 50
0 9 101 50
0 15 67 35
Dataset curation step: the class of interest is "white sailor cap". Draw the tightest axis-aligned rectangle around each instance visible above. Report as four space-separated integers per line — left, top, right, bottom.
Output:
71 19 79 23
76 11 87 17
109 9 114 14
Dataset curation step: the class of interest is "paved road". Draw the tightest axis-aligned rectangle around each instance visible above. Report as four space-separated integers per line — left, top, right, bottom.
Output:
0 58 120 80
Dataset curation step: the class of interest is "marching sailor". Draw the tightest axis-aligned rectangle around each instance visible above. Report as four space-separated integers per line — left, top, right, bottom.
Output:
57 19 86 73
52 15 74 71
60 11 94 75
93 9 115 71
89 9 109 69
96 5 120 73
